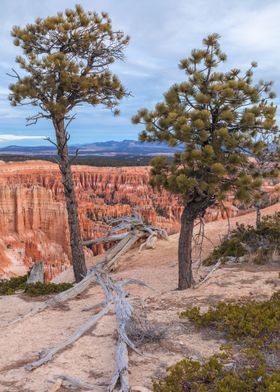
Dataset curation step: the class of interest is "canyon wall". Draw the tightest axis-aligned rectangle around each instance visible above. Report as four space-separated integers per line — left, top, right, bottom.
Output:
0 160 278 280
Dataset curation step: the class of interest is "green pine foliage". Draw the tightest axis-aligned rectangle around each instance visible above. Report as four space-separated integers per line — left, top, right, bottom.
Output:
204 212 280 265
133 33 279 207
0 275 73 296
9 4 129 119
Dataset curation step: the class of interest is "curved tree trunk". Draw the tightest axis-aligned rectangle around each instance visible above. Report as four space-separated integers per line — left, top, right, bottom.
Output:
178 197 215 290
54 119 87 282
178 206 194 290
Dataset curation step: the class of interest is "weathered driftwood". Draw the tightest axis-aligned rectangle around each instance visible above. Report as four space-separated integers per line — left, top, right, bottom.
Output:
108 279 141 392
8 214 166 327
27 261 44 284
83 233 127 247
26 271 148 392
84 214 168 270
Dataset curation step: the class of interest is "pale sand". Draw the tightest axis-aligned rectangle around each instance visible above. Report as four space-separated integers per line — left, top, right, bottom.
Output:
0 203 279 391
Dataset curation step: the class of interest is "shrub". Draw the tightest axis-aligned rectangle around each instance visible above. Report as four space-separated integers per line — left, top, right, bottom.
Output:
204 212 280 266
0 275 27 295
0 275 73 296
179 291 280 348
152 356 280 392
204 238 245 266
23 282 73 296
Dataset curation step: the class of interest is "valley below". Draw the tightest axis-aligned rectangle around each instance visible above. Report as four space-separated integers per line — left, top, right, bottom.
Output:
0 159 268 281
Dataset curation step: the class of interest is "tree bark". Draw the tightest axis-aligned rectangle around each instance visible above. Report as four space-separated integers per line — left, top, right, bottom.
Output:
178 197 215 290
178 206 194 290
54 119 87 282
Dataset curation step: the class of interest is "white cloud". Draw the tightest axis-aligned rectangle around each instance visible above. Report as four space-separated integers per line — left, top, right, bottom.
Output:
0 134 46 142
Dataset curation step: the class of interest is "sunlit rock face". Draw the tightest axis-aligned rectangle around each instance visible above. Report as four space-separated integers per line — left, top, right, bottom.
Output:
0 160 278 280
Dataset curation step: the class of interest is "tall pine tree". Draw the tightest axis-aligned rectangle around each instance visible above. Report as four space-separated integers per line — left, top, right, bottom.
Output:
132 34 279 289
9 5 129 282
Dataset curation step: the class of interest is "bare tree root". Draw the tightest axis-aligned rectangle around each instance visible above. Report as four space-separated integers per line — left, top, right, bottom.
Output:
26 270 149 391
49 374 105 390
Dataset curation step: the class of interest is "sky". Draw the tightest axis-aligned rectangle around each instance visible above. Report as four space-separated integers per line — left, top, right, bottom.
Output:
0 0 280 146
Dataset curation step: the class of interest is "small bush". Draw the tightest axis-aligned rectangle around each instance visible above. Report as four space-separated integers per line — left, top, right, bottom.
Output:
125 317 166 346
0 275 27 295
204 238 245 266
204 212 280 266
179 291 280 348
0 275 73 296
152 356 280 392
23 282 73 296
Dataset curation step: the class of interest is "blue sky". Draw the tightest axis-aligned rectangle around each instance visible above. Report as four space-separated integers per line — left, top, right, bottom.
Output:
0 0 280 146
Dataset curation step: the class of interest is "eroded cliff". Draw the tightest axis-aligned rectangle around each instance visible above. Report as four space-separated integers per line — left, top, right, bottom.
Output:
0 160 278 280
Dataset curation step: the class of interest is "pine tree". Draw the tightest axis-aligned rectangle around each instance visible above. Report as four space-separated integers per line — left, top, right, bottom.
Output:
132 34 279 289
9 5 129 282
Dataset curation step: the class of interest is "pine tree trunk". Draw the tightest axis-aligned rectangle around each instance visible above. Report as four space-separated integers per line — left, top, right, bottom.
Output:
178 206 194 290
54 119 87 282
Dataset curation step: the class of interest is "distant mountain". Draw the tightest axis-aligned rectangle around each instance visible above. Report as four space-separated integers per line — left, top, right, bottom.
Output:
0 140 183 156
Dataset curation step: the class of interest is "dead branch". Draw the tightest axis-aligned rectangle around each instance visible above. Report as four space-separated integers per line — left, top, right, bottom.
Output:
84 215 169 265
107 279 141 391
25 302 111 370
8 269 98 326
49 374 105 390
83 233 127 247
69 148 80 164
27 271 150 392
194 259 222 288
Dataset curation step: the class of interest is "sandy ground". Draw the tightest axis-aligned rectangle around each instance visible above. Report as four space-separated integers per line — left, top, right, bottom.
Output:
0 203 280 392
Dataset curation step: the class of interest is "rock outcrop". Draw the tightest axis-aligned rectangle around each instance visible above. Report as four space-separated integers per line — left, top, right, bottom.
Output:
0 160 278 280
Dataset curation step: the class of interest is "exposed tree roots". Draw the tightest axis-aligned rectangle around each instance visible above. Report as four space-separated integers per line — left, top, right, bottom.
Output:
25 269 149 391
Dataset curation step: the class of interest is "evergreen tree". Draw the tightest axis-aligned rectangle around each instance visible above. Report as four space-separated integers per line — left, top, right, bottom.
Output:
9 4 129 282
132 34 279 289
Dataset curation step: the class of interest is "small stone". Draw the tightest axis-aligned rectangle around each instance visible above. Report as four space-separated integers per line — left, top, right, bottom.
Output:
224 362 235 370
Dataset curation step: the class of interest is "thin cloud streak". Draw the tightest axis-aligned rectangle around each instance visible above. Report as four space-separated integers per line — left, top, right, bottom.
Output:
0 134 46 143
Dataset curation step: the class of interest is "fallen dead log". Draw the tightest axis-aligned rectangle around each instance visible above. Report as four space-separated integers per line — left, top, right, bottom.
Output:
8 268 99 326
108 279 141 391
7 214 166 327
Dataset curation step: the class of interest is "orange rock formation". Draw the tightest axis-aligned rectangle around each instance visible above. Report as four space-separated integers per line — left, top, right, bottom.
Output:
0 160 278 280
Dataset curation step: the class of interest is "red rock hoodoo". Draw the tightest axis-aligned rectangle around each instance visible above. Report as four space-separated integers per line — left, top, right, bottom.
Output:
0 160 278 280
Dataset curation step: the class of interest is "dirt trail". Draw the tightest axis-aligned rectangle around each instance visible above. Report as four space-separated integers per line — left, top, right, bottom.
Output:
0 203 279 392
